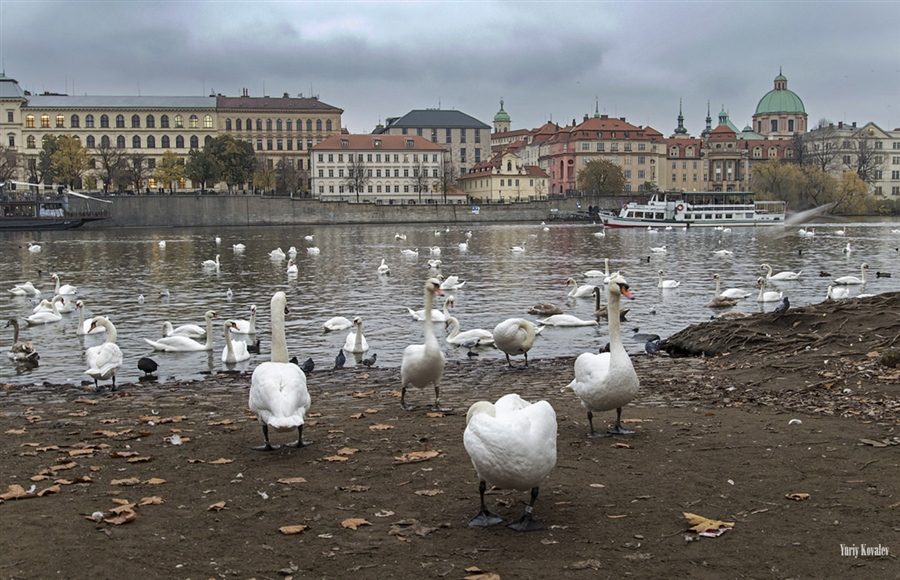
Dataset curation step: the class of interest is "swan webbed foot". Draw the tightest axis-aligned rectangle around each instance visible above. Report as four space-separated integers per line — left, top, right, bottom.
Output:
468 510 505 527
588 430 612 439
285 426 311 448
432 403 453 413
252 442 281 451
608 426 635 435
507 512 543 532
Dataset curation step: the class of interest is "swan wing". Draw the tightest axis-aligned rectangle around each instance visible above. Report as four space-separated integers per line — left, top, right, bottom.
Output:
85 343 123 380
144 336 207 352
400 343 445 388
249 362 310 431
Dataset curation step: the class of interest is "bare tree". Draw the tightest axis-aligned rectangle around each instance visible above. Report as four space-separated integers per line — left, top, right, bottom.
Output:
0 145 19 183
799 118 839 171
435 154 457 203
126 153 152 193
94 141 126 193
275 155 301 195
412 158 431 203
847 129 885 186
345 153 370 202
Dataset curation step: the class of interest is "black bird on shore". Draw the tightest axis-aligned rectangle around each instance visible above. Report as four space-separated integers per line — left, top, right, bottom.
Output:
334 348 346 370
773 297 790 316
300 358 315 373
361 353 377 367
137 357 158 376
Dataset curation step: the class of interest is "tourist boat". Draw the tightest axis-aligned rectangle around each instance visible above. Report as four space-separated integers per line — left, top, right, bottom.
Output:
1 184 110 230
601 191 786 228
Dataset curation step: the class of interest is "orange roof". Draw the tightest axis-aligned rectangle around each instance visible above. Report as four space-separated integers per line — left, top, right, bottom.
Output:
313 134 446 151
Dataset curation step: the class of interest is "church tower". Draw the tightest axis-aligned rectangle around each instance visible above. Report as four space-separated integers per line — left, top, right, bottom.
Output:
493 99 511 134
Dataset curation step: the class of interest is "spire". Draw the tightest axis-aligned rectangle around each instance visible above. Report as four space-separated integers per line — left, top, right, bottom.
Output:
593 96 600 118
674 98 687 135
702 100 712 136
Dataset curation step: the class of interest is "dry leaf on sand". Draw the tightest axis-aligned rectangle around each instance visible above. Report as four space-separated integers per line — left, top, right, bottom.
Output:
279 524 309 535
785 493 810 501
341 518 372 530
277 477 308 485
394 450 441 464
683 512 735 533
208 501 227 511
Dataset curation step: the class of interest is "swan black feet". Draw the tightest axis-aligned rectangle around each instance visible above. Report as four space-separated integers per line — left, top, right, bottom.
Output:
608 407 634 435
285 426 312 448
507 511 543 532
252 425 281 451
468 510 505 527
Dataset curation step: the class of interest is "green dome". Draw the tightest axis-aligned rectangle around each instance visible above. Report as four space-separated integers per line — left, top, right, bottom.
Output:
755 73 805 115
494 108 510 123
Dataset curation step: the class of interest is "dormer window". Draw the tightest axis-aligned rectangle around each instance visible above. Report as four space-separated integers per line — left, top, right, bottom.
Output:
341 139 349 147
405 139 414 147
373 139 382 148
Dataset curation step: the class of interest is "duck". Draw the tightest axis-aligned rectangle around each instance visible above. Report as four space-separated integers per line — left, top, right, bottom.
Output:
536 314 598 327
759 263 802 281
145 311 217 351
232 305 257 334
323 316 353 332
657 270 680 289
445 316 495 346
343 317 369 354
407 295 454 322
563 273 639 437
492 318 538 368
248 291 311 451
25 295 64 325
232 243 246 252
834 263 869 285
592 286 629 321
269 247 286 259
566 277 595 298
50 273 77 295
163 320 206 339
84 316 123 390
827 285 850 301
286 259 298 275
377 258 391 275
528 302 563 316
5 318 40 365
75 301 107 335
307 246 320 255
400 278 447 411
439 275 466 290
463 394 557 531
222 319 251 364
756 277 784 303
202 254 220 269
712 273 752 299
8 281 40 296
401 248 419 257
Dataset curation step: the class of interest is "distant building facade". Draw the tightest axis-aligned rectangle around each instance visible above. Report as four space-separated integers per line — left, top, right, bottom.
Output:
805 121 900 197
752 71 808 140
458 150 549 202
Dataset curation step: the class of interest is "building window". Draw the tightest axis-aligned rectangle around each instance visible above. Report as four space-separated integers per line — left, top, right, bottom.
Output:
147 158 156 170
26 135 35 148
145 115 155 128
25 114 34 128
891 171 899 180
286 120 292 131
305 119 312 131
147 135 156 148
202 115 212 129
7 135 14 147
638 170 646 179
638 156 646 164
70 114 80 128
131 114 140 128
316 119 322 132
460 131 466 144
475 129 481 143
100 135 110 148
175 115 184 128
277 139 283 150
117 135 126 148
190 136 199 148
788 119 794 132
161 135 170 148
186 115 197 128
41 114 50 128
176 135 184 148
446 128 452 144
266 139 273 150
624 170 632 179
132 136 141 148
326 120 332 131
770 119 778 133
54 114 64 127
98 114 108 128
6 111 12 123
224 118 232 131
475 148 481 162
417 128 423 137
256 139 262 151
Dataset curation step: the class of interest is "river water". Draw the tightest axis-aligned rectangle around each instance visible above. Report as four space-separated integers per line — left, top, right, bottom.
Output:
3 220 899 386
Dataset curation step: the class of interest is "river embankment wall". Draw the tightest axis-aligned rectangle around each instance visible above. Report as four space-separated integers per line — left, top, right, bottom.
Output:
81 195 612 229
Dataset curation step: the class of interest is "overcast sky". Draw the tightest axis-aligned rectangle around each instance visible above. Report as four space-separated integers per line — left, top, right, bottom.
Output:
1 1 898 136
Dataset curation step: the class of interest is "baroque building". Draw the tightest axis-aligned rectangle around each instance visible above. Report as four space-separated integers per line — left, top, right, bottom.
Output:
457 149 549 202
752 70 808 139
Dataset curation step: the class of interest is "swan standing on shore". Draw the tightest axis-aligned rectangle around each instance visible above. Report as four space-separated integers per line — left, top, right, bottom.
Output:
343 317 369 353
564 274 639 437
222 319 250 363
145 311 217 351
493 318 538 368
827 285 850 300
464 394 557 531
84 317 123 390
445 316 495 346
249 291 311 451
400 278 447 411
6 318 40 365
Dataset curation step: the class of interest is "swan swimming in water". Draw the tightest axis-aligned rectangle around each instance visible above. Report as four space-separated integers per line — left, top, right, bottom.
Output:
232 305 257 334
657 270 680 289
712 273 752 299
84 317 123 390
756 277 783 302
323 316 353 332
759 263 802 281
202 254 220 269
163 320 206 339
222 319 250 363
407 294 453 322
8 281 40 296
464 394 557 531
25 296 64 325
248 291 311 451
445 316 495 346
6 318 40 365
834 263 868 285
50 273 77 295
307 246 320 255
536 314 597 327
439 275 466 290
566 277 595 298
75 300 107 335
286 259 298 275
232 243 246 252
377 258 391 275
269 247 286 259
400 278 447 411
145 311 217 351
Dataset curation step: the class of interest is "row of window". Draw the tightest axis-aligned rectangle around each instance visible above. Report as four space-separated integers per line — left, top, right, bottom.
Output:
318 152 441 164
318 168 440 178
582 142 651 152
25 134 210 149
225 118 333 132
25 113 212 130
319 184 432 194
399 127 482 144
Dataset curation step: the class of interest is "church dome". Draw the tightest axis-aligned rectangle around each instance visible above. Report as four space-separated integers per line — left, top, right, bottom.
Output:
755 72 805 115
493 104 510 123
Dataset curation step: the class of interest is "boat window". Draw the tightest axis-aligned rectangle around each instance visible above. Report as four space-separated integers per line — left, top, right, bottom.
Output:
655 213 664 220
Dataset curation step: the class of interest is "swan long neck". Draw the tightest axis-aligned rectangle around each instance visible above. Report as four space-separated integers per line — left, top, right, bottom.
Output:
594 289 601 310
861 265 867 283
224 323 234 357
204 316 214 348
447 317 459 339
271 298 289 363
715 277 721 297
607 288 624 353
423 286 436 342
10 319 20 343
103 319 117 344
354 322 364 348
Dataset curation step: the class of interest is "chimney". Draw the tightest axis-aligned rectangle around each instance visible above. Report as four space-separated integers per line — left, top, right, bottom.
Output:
837 122 842 129
241 88 249 97
584 114 589 122
852 122 857 128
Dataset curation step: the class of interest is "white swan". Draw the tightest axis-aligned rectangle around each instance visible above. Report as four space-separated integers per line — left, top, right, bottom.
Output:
377 258 391 275
222 319 250 363
6 318 39 365
400 278 447 411
458 241 469 251
536 314 597 327
343 316 369 353
248 291 311 451
445 316 495 346
288 246 298 257
215 236 221 244
232 305 257 334
712 273 752 299
756 277 783 302
759 263 802 281
75 301 107 335
440 275 466 290
401 248 419 257
226 288 233 299
84 317 123 390
323 316 353 332
407 295 453 322
835 229 845 236
25 296 63 325
510 243 526 253
304 235 314 242
834 263 868 285
158 240 167 249
566 277 595 298
202 254 220 269
430 246 441 255
492 318 538 368
583 258 609 279
307 246 320 255
428 258 442 269
650 245 667 253
145 310 217 351
8 281 40 296
842 242 852 254
713 249 733 258
463 394 557 531
269 247 286 259
564 273 639 437
33 294 75 314
827 285 850 300
27 242 41 253
163 320 206 339
286 259 298 275
50 273 77 295
657 270 680 289
395 233 407 241
232 243 246 252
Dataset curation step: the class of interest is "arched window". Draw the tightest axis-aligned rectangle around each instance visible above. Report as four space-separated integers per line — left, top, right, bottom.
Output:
306 119 312 131
100 135 110 148
25 114 35 128
146 115 155 128
316 119 322 132
326 119 332 131
286 119 292 131
204 135 212 145
85 114 95 128
294 119 301 131
203 115 213 129
256 118 263 131
266 119 273 131
41 114 50 128
246 118 252 131
174 115 184 128
117 135 126 148
131 114 140 128
101 114 109 128
225 118 232 131
160 115 170 128
189 115 199 128
507 161 512 171
70 114 80 128
147 135 156 148
161 135 170 148
56 114 65 127
132 135 141 148
176 135 184 148
235 118 241 131
116 115 125 128
190 135 199 148
26 135 36 148
86 135 95 148
276 119 282 131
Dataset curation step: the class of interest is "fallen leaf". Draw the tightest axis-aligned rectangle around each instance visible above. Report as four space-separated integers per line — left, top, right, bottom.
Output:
208 501 227 511
589 483 605 488
308 412 323 418
571 560 603 570
94 430 120 437
683 512 735 533
369 424 394 431
349 413 365 419
139 497 165 505
465 574 501 580
49 462 77 472
425 412 444 418
74 398 99 405
208 419 234 426
110 503 136 514
611 443 633 449
187 459 206 464
394 450 441 464
621 418 643 424
279 524 309 535
68 449 95 457
110 478 141 486
414 489 444 496
860 439 888 448
277 477 308 485
351 391 375 398
341 518 372 530
104 508 137 525
340 485 370 493
99 418 119 424
111 498 131 505
30 475 50 482
374 510 395 518
5 429 25 435
143 478 166 485
208 458 234 465
126 456 153 463
36 445 59 452
68 410 89 417
323 455 348 462
355 373 370 379
606 514 628 519
0 484 33 500
785 493 810 501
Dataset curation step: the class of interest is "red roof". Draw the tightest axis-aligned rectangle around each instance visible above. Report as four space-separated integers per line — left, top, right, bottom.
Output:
313 134 446 151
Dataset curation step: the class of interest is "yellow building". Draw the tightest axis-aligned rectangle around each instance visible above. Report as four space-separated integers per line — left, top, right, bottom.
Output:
458 150 549 202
